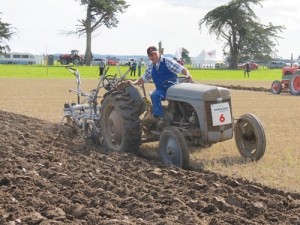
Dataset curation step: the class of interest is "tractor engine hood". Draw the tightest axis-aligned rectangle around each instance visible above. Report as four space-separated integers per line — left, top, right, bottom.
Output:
166 83 231 102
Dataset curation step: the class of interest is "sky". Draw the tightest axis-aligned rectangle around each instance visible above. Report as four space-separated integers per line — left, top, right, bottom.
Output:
1 0 300 59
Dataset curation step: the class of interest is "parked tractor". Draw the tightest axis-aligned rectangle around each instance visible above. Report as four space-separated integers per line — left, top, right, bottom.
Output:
58 50 84 65
60 66 266 169
271 64 300 95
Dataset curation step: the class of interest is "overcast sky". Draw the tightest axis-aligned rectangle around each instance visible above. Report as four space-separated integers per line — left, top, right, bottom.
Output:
1 0 299 59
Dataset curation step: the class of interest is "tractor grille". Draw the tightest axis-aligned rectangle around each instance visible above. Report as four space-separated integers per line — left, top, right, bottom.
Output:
205 99 233 132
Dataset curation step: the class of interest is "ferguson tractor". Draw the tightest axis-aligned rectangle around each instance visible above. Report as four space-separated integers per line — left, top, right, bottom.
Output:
60 66 266 169
271 64 300 95
58 50 84 65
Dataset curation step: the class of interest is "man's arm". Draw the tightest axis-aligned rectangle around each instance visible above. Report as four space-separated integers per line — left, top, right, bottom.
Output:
127 77 145 86
181 67 193 80
165 57 192 80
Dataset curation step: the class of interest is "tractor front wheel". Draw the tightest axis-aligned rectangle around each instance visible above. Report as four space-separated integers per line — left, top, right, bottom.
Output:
73 57 81 65
234 113 266 161
159 127 189 169
100 91 141 154
289 70 300 95
271 80 282 94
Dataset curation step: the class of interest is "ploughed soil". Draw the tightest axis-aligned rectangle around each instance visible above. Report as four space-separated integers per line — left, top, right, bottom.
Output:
0 78 299 224
0 109 300 225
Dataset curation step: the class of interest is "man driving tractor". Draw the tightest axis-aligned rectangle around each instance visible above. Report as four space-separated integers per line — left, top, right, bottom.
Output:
127 46 192 129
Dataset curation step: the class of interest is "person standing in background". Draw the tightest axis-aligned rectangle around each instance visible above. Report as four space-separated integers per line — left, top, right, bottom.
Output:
138 58 144 77
131 60 137 76
244 62 250 78
99 59 106 76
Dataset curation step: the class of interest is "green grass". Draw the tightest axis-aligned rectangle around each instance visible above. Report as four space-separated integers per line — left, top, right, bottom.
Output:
0 64 283 81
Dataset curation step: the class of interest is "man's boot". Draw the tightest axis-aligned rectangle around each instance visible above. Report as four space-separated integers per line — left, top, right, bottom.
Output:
157 117 167 129
140 114 156 126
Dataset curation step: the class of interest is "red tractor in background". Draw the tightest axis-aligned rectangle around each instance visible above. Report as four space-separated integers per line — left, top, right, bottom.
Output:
271 61 300 95
107 59 118 65
58 50 84 65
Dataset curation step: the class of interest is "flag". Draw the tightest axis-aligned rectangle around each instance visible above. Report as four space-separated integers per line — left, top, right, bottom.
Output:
174 47 182 60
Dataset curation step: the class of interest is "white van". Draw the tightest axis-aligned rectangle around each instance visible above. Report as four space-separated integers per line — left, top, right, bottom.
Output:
0 52 44 65
267 61 287 69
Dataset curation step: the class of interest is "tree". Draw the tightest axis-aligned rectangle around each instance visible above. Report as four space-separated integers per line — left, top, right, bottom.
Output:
74 0 129 65
198 0 285 69
158 41 164 54
181 48 191 64
0 13 16 55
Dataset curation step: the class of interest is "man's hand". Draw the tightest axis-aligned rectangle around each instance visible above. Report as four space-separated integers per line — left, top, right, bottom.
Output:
124 80 134 85
124 77 144 86
182 68 192 81
186 74 193 81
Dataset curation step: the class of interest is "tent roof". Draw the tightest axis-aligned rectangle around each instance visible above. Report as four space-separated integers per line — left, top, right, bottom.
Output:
194 49 224 63
174 47 182 60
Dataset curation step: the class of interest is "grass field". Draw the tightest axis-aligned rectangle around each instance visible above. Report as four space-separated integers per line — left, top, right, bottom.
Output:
0 64 283 81
0 64 299 194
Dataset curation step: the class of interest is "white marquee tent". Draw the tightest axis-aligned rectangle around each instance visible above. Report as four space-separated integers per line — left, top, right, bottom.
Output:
174 47 182 60
192 49 225 68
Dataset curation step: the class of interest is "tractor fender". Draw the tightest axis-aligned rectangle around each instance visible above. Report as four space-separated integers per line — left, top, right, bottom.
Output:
117 82 146 115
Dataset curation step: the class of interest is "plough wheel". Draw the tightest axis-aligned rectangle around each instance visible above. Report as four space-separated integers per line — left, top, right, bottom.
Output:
84 121 101 146
234 114 266 161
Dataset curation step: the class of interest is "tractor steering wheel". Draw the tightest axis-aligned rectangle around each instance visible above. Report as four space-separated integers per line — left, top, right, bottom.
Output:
102 75 115 91
177 76 190 83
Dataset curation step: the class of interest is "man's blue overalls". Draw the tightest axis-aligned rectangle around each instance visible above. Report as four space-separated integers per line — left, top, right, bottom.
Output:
150 58 178 118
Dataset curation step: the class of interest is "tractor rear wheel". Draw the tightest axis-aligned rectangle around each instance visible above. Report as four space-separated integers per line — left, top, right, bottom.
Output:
60 58 68 65
289 70 300 95
159 127 189 169
234 113 266 161
100 91 141 154
271 80 282 94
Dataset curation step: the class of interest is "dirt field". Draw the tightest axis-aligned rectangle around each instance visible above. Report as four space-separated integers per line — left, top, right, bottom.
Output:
0 78 299 224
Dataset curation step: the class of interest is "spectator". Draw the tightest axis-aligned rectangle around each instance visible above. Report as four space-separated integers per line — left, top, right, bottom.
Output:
138 58 144 77
99 58 106 76
244 62 250 78
131 60 137 76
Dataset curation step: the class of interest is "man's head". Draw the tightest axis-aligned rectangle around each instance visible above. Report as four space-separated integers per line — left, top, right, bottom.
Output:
147 46 158 55
147 46 160 63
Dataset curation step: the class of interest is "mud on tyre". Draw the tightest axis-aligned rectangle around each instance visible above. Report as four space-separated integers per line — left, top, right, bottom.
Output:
100 90 141 154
